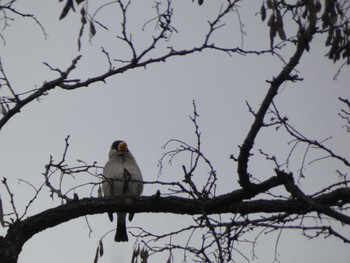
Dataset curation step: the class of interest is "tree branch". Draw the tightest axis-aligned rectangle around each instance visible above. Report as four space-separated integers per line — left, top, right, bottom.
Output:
1 182 349 263
0 56 82 131
236 3 318 189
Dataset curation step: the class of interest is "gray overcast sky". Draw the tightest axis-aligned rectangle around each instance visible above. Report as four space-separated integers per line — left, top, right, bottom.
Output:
0 0 349 262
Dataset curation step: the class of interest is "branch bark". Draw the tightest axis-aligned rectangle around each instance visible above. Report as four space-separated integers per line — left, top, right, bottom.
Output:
1 182 349 263
237 11 317 189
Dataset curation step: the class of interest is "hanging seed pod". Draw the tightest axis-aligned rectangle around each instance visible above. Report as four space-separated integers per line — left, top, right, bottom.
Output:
1 104 7 116
59 0 75 20
334 28 342 44
342 43 350 59
266 0 273 9
90 21 96 36
325 27 333 46
322 12 330 29
80 7 86 24
328 41 338 60
276 10 286 40
334 49 341 62
261 3 267 21
270 20 277 50
302 8 308 19
315 1 322 13
99 240 104 257
267 13 275 27
335 1 343 16
336 44 346 59
278 27 286 41
140 248 149 263
132 245 140 263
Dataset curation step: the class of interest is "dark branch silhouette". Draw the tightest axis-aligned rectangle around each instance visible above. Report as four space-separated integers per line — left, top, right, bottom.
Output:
0 1 349 262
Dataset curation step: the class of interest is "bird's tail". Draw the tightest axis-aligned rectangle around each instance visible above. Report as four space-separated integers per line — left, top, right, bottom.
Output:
115 212 128 242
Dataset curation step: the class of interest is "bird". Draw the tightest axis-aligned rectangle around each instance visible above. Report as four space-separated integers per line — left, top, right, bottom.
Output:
102 140 143 242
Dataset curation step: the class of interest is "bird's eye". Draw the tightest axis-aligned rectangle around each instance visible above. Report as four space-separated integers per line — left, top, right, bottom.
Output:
112 140 122 150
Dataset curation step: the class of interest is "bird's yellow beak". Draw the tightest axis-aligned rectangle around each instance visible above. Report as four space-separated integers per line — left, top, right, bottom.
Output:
118 141 128 152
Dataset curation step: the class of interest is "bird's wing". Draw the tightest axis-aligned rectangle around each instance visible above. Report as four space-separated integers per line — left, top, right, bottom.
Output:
123 154 143 196
102 157 125 197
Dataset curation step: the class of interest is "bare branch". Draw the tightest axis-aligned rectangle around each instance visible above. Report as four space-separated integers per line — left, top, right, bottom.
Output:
1 177 18 221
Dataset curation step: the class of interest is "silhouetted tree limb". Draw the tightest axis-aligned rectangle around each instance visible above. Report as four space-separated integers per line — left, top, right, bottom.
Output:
0 0 349 262
0 0 272 132
1 181 349 263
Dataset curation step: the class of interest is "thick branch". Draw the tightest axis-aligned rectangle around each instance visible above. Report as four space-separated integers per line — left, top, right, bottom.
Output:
1 184 349 263
237 15 317 189
276 169 350 224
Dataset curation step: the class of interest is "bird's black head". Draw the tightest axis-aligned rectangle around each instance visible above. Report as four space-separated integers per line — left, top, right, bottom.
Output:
111 140 128 152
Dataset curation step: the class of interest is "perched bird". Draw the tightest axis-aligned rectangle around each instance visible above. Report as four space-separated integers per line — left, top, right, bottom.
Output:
102 140 143 242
